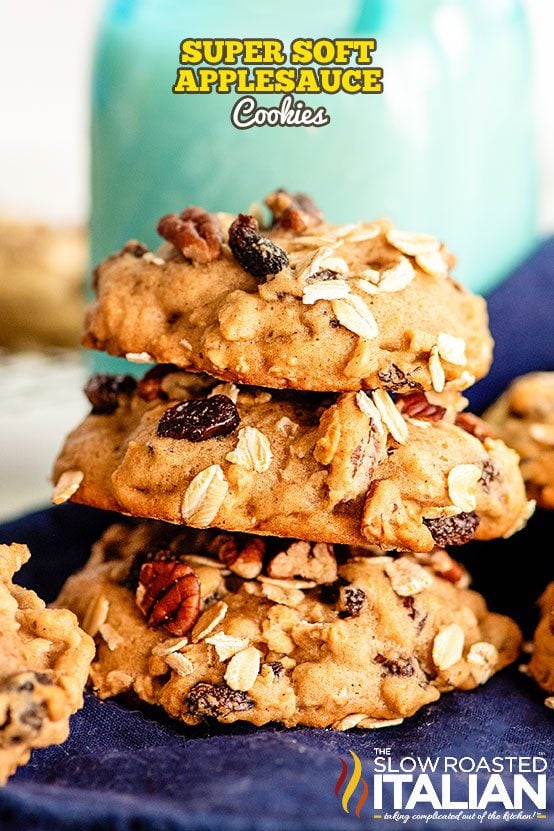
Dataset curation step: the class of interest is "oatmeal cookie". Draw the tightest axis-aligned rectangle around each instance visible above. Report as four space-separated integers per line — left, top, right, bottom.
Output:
52 369 532 552
83 191 492 393
56 522 521 730
485 372 554 508
528 583 554 696
0 543 94 783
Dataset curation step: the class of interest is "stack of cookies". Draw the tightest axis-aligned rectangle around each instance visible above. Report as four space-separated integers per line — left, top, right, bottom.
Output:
52 190 533 729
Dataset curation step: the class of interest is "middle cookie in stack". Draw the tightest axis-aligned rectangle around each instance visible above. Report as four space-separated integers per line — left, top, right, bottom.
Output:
52 191 532 728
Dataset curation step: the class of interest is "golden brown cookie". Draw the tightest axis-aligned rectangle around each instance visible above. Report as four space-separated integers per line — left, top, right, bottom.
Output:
83 192 492 393
56 522 521 730
0 543 94 784
528 583 554 698
485 372 554 508
0 218 85 349
52 368 532 552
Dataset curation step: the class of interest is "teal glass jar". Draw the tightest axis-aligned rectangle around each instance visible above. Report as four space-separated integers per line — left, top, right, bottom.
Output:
90 0 537 370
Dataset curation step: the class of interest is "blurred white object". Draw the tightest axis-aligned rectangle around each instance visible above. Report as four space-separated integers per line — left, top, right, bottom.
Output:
0 0 101 224
0 352 87 520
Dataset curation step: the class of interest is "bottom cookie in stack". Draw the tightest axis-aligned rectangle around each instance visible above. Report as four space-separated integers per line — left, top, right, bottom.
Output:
56 522 522 730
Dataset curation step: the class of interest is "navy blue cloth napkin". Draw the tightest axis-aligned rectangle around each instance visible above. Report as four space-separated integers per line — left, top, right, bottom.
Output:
1 240 554 831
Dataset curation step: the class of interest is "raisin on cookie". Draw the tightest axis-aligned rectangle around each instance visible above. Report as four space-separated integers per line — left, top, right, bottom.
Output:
52 368 532 552
83 190 493 393
56 522 522 730
485 372 554 509
0 543 94 783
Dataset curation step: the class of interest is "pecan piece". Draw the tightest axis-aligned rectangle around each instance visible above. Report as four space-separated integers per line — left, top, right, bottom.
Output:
427 549 469 586
211 533 265 580
264 189 323 233
396 392 446 422
455 412 494 442
157 206 222 264
228 214 289 279
186 682 254 718
267 541 337 584
84 373 137 415
423 511 480 547
157 395 240 442
137 364 179 402
136 558 201 636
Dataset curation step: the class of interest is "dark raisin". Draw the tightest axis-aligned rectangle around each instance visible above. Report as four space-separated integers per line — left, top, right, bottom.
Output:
339 587 366 618
228 214 288 279
423 511 480 547
377 364 422 392
374 654 415 677
186 682 254 718
402 595 417 620
84 373 137 415
137 364 179 402
266 661 285 678
122 240 150 258
0 672 52 747
480 460 498 492
157 395 240 442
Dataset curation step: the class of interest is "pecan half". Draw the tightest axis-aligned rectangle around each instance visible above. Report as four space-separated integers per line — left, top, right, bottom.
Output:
211 533 265 580
267 541 337 584
136 558 201 635
186 682 254 718
396 392 446 422
84 373 137 415
455 412 494 442
423 511 480 547
137 364 179 402
157 206 222 264
157 395 240 442
228 214 289 279
264 189 323 233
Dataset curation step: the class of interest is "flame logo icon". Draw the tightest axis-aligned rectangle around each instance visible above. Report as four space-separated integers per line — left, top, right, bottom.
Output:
335 749 369 817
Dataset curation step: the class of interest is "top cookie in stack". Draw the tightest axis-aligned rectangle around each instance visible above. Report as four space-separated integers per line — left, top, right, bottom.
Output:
53 190 533 551
83 190 492 394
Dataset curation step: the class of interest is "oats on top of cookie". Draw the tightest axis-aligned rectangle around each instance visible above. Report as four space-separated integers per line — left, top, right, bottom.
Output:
52 366 532 552
84 189 493 393
56 521 522 730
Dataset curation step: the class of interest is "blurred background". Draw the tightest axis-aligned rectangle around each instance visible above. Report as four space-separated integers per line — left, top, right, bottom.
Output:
0 0 552 519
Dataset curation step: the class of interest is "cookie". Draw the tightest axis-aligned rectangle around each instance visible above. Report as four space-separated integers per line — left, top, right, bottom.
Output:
0 543 94 783
52 368 532 552
0 218 85 349
485 372 554 508
83 191 492 393
56 521 521 730
528 583 554 697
